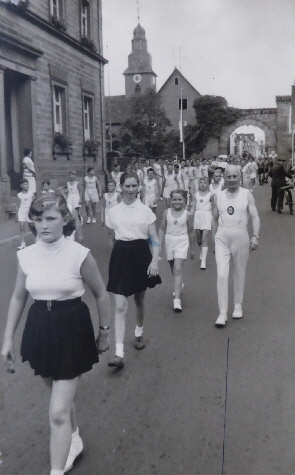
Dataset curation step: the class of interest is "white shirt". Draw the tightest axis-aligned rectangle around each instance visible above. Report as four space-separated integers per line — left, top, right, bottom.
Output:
17 191 34 209
217 188 249 228
23 156 36 177
108 200 156 241
17 237 89 300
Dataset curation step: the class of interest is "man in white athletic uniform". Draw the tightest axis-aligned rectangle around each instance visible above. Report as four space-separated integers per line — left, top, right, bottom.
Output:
212 165 260 327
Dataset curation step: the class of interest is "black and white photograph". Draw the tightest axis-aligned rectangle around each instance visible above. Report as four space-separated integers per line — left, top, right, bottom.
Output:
1 1 295 474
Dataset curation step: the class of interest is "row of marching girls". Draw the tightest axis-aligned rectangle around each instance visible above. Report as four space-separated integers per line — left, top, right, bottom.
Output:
2 170 225 473
15 167 102 250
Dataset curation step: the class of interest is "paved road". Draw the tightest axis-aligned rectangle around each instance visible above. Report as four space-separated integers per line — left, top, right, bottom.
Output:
1 185 295 475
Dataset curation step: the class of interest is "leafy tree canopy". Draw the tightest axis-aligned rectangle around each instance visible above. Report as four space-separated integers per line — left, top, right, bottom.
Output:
109 88 180 159
185 95 241 155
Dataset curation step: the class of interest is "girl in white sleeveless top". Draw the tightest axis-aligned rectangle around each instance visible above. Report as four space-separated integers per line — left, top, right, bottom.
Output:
162 163 179 207
158 189 194 312
153 158 163 198
101 180 120 246
1 192 110 475
67 170 82 210
192 177 213 269
143 168 158 213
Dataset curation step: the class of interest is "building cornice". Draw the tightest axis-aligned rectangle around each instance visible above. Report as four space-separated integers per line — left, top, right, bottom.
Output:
0 4 108 64
0 30 43 58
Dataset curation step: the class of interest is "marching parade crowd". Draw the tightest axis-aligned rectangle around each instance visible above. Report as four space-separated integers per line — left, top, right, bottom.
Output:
4 148 295 475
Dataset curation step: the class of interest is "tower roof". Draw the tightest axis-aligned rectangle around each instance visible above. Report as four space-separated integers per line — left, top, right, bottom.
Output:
123 22 156 76
133 23 146 39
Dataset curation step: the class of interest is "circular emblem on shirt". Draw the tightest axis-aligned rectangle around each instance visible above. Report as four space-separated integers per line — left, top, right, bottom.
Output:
227 206 234 215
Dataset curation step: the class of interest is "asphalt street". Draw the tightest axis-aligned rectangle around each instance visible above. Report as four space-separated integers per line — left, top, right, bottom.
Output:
1 184 295 475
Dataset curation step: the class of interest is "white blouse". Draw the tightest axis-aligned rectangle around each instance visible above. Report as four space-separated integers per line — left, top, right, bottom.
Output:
17 236 89 301
108 200 156 241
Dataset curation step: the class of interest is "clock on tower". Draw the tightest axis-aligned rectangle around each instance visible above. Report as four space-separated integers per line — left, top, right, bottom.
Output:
133 74 142 83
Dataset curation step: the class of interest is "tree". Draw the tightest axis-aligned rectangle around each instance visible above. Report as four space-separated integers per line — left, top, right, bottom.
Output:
185 95 241 155
117 88 179 158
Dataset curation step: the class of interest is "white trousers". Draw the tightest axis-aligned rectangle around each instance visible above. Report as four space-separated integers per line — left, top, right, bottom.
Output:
215 227 249 312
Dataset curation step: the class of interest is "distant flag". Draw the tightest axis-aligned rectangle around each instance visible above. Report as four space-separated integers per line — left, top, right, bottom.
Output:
179 88 183 143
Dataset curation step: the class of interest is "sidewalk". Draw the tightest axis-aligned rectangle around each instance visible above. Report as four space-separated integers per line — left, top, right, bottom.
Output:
0 217 29 246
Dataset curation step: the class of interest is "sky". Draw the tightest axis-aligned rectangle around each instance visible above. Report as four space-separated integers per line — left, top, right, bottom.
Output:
102 0 295 109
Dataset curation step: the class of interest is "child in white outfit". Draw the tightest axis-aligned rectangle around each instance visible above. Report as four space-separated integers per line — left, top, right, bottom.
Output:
16 178 34 249
143 168 158 214
192 177 213 269
158 189 194 312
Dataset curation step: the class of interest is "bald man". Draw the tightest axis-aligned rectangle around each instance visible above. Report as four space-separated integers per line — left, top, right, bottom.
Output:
212 165 260 327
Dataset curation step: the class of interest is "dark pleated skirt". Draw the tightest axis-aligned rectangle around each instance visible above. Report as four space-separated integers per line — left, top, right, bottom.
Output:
21 298 99 380
107 239 162 297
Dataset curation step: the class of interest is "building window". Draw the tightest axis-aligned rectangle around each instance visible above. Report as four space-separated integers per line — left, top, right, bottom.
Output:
135 84 141 94
83 95 94 140
50 0 63 19
179 98 188 110
174 77 179 85
53 85 67 133
81 0 90 38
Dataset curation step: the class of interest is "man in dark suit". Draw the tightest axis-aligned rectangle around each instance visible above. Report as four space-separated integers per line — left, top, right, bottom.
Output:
268 158 292 213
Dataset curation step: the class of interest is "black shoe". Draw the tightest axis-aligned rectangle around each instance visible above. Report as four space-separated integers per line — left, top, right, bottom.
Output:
271 208 276 211
135 336 145 350
108 356 124 368
277 209 282 214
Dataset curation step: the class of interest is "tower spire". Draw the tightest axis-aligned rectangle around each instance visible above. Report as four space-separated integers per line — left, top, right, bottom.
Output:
137 0 140 24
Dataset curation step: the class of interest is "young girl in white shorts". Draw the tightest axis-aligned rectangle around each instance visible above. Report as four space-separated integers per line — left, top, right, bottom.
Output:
162 163 179 208
101 179 120 246
143 168 158 214
192 177 213 269
158 189 194 312
67 171 82 221
83 167 102 223
16 178 34 249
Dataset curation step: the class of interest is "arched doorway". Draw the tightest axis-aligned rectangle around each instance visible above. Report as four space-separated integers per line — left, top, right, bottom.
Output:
229 125 266 158
219 117 277 156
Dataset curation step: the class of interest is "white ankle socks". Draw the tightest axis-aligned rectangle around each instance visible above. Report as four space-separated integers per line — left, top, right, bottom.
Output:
50 470 65 475
135 326 143 337
115 343 124 358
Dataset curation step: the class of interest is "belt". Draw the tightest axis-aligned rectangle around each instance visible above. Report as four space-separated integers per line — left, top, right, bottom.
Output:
34 297 82 312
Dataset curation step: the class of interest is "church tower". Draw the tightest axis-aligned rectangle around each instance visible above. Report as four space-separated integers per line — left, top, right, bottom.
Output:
123 24 157 98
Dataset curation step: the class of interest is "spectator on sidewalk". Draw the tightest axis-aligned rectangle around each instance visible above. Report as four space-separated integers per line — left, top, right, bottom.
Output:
268 158 292 213
22 149 36 195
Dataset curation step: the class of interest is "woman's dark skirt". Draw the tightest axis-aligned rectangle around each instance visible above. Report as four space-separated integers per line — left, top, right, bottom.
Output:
107 239 162 297
21 298 99 380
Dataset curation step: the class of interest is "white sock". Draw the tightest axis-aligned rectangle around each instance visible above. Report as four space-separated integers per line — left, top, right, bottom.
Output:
72 427 79 438
50 470 65 475
135 326 143 337
201 247 208 261
115 343 124 358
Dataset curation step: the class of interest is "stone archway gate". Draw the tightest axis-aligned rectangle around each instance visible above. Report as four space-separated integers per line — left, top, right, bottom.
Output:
219 108 278 155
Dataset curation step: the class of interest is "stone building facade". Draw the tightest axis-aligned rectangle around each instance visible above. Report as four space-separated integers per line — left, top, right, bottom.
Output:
0 0 107 218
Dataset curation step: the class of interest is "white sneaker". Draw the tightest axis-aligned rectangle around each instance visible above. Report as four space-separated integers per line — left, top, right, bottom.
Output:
232 303 243 319
173 282 184 297
64 431 84 473
86 217 91 224
92 217 96 223
200 260 206 270
173 298 182 313
215 310 227 327
17 243 26 250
